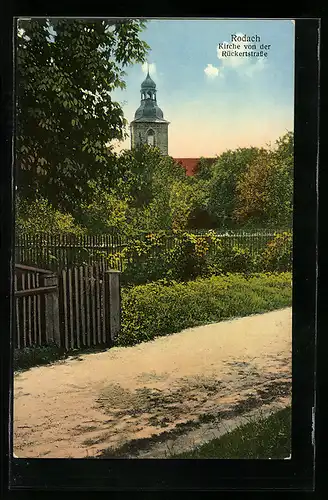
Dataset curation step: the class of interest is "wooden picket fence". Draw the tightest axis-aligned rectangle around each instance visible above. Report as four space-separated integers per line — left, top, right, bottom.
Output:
14 263 121 351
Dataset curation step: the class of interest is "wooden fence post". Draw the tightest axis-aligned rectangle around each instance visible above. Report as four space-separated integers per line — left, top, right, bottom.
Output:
43 273 61 347
104 270 121 344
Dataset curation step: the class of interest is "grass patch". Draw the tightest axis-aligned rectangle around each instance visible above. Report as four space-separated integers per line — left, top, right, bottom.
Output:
116 272 292 346
171 406 291 459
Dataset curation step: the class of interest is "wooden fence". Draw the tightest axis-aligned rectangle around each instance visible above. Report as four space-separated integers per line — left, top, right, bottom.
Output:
14 264 60 349
58 264 121 351
14 263 121 350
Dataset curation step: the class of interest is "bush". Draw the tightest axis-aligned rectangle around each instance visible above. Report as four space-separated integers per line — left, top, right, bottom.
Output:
261 232 292 272
116 272 292 347
206 241 257 275
117 230 292 286
165 233 207 281
121 231 209 285
121 255 169 286
119 232 169 285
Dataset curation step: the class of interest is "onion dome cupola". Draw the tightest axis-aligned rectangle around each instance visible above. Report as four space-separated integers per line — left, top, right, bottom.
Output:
130 66 169 155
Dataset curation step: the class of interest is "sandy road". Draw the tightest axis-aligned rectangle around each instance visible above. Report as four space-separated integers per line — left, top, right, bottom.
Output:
14 307 292 458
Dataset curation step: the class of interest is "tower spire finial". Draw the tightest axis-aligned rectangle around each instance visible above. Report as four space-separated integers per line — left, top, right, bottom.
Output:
147 61 150 76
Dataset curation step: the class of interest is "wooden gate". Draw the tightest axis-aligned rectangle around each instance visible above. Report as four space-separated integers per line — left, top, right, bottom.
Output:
58 265 121 350
14 264 121 351
14 264 60 349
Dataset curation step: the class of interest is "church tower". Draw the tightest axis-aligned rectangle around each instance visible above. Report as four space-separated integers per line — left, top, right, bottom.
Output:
130 68 169 155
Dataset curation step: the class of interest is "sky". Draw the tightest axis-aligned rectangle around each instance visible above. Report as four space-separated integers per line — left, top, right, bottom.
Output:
111 19 295 157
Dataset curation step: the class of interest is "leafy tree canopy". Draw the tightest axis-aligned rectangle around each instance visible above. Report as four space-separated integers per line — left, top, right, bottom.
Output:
16 18 149 213
16 196 84 235
206 147 267 227
233 132 294 227
76 146 189 234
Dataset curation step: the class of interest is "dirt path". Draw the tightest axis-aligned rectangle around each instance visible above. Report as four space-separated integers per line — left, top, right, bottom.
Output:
14 308 292 458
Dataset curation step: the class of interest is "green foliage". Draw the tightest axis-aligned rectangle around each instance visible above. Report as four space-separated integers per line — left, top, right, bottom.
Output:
120 230 217 284
119 230 292 285
116 272 292 346
193 156 217 180
233 149 273 224
203 134 293 229
234 132 294 227
119 231 169 284
107 133 292 233
77 183 131 233
172 407 291 459
169 180 199 230
206 242 255 275
115 146 185 204
261 232 292 272
165 232 206 281
16 19 149 213
97 145 188 233
206 147 266 227
264 132 294 227
16 196 85 235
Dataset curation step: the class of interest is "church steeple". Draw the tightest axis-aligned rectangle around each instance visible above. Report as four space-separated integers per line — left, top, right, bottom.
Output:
130 65 169 155
140 66 157 102
133 68 167 122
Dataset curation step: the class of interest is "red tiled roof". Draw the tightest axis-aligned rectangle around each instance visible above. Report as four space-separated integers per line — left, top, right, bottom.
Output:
174 158 216 176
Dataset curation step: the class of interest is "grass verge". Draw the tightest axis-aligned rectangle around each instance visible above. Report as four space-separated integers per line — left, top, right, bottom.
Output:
171 406 291 459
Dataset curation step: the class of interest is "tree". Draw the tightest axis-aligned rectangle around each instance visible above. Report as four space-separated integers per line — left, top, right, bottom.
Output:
233 149 273 225
16 18 149 213
233 132 294 227
76 146 189 233
16 196 84 235
263 131 294 227
169 179 199 230
193 157 217 180
206 147 265 227
77 183 131 234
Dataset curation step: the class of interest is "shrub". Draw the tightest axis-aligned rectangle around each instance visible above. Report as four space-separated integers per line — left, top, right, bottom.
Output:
116 230 292 286
165 233 207 281
120 232 169 285
206 241 257 275
120 231 210 284
121 254 169 286
261 232 292 272
116 272 292 347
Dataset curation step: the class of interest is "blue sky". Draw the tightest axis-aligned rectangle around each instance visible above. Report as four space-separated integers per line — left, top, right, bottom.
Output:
112 19 295 157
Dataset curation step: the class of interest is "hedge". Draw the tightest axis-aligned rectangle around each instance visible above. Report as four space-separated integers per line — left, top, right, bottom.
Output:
120 231 292 286
116 272 292 346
